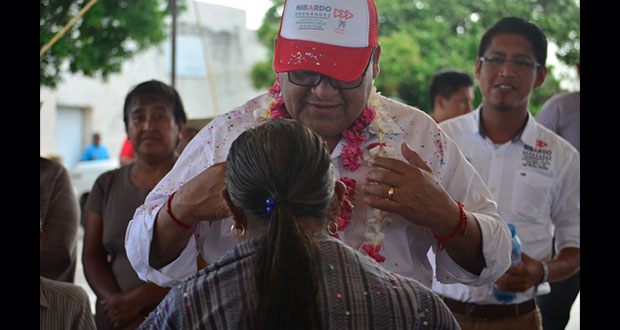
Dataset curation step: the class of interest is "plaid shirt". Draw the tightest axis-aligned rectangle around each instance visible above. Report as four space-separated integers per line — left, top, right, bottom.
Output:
139 234 460 330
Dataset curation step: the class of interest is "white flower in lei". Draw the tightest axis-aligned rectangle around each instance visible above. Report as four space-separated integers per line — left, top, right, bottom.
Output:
359 85 396 263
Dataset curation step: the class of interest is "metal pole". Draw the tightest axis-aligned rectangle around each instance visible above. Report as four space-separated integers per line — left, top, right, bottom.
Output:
171 0 177 87
193 0 220 115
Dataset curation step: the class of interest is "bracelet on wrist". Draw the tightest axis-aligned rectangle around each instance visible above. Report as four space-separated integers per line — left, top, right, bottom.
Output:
432 200 468 251
540 261 549 284
167 192 191 230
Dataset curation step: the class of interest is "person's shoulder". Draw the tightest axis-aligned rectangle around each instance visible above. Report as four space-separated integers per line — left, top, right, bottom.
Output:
40 157 72 186
40 157 68 173
439 110 477 139
379 94 430 120
534 121 579 158
40 276 90 304
203 92 271 133
440 110 476 127
98 164 125 180
90 164 127 192
544 91 580 106
376 94 444 137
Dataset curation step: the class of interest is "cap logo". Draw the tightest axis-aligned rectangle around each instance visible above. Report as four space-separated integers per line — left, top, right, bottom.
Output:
275 0 377 82
334 8 354 20
334 8 354 30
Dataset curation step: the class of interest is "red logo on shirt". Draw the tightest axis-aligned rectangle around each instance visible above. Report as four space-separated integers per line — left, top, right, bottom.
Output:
536 139 548 148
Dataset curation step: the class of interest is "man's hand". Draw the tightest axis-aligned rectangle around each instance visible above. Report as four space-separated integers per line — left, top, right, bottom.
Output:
364 142 485 275
149 162 229 269
170 162 230 226
495 252 543 292
363 143 460 234
101 292 141 329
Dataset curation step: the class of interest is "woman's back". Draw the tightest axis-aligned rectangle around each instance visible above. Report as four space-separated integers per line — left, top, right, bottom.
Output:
140 233 459 330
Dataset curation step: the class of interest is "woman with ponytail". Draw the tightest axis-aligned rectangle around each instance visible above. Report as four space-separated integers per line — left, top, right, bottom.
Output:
139 119 459 330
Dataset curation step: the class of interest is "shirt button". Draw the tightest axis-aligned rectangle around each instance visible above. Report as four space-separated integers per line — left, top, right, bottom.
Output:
490 187 496 193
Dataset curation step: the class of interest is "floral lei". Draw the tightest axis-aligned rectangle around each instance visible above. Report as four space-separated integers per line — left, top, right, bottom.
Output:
266 76 392 263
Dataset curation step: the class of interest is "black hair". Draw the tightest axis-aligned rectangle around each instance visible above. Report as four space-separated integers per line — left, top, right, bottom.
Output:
429 69 474 110
122 80 187 129
225 119 334 330
478 17 548 67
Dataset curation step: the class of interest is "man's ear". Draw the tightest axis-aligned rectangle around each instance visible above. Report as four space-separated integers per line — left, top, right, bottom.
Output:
221 189 244 224
435 94 446 111
371 44 381 79
533 66 547 90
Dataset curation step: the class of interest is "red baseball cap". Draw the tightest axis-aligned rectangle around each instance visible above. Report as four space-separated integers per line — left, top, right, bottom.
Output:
274 0 378 82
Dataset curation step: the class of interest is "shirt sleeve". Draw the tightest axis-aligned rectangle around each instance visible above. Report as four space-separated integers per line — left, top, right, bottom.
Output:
550 149 580 252
432 129 512 286
125 202 200 287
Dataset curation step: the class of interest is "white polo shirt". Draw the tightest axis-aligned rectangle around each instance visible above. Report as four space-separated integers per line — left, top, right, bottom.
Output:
125 93 512 289
435 107 580 304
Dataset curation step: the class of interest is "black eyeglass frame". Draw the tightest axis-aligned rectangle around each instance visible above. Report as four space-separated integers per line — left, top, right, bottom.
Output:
479 56 542 69
287 47 376 90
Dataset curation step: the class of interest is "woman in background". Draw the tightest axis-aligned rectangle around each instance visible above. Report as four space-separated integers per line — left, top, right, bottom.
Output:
83 80 186 329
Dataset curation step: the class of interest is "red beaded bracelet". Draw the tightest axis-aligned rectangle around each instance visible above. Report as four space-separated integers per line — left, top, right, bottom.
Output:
167 192 191 230
432 200 468 251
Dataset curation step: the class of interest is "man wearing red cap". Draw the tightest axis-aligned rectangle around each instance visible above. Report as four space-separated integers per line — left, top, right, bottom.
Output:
126 0 511 293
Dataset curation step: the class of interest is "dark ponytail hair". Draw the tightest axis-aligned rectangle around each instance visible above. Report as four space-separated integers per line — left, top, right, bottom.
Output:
225 119 335 330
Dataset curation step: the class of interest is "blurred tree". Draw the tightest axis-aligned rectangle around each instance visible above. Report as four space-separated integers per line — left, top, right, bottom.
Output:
250 0 579 115
40 0 185 88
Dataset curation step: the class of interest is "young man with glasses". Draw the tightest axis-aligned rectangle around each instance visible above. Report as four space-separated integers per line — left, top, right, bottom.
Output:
125 0 512 297
436 17 580 330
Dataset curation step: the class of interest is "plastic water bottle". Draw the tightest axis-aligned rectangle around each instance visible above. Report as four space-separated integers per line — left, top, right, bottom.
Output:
493 224 522 303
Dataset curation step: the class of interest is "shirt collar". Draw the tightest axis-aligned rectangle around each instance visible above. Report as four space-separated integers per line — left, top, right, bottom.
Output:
476 106 535 144
368 95 405 136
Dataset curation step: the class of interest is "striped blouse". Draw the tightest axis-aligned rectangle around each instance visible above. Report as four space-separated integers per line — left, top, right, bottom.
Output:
139 234 460 329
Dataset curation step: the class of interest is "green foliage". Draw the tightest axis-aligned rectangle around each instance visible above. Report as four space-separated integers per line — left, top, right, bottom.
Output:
250 0 579 114
40 0 185 88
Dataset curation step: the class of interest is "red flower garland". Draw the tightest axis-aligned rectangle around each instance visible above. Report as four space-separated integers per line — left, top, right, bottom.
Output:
268 78 385 261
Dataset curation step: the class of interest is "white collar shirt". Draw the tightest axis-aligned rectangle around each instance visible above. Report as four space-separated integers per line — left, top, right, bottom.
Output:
126 93 512 289
435 107 580 304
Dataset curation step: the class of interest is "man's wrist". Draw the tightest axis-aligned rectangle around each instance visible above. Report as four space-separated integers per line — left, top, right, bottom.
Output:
433 200 464 237
167 192 192 230
432 200 468 251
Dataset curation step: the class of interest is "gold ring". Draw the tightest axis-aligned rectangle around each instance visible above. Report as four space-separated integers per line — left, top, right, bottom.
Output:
387 186 395 200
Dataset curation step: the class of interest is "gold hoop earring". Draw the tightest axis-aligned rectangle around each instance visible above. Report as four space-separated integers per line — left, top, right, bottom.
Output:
327 220 339 235
230 224 246 238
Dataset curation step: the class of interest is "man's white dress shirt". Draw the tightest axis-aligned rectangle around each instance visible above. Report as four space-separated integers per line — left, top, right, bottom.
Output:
435 107 580 304
125 92 512 289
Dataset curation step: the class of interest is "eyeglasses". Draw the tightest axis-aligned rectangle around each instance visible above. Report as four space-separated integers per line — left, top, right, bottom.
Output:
479 56 542 70
287 56 372 90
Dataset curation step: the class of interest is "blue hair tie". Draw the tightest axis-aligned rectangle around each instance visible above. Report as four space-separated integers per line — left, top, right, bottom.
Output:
266 198 276 215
